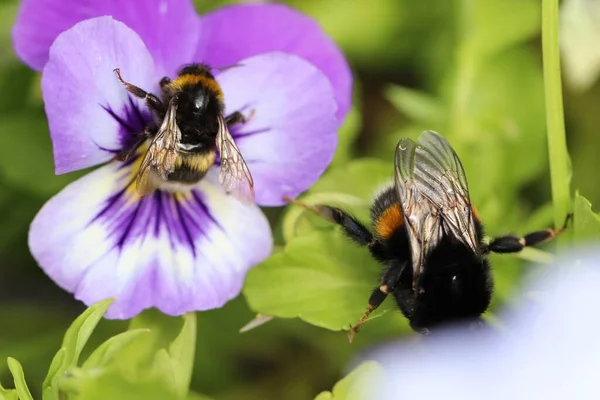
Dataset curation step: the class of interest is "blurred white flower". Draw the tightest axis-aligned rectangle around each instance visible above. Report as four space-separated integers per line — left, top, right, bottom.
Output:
560 0 600 92
363 246 600 400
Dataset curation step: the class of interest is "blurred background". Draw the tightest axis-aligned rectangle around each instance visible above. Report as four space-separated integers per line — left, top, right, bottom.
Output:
1 0 599 399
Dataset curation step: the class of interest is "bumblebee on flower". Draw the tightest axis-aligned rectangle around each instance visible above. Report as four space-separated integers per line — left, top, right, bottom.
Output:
13 0 351 318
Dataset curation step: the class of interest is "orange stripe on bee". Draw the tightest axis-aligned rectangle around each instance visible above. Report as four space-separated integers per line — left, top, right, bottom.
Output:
471 203 480 222
374 204 404 239
172 74 224 101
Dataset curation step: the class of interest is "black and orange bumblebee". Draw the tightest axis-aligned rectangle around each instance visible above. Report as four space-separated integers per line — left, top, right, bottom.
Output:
113 63 254 203
290 131 571 339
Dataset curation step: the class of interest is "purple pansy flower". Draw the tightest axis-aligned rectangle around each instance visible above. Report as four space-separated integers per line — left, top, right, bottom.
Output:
13 0 351 319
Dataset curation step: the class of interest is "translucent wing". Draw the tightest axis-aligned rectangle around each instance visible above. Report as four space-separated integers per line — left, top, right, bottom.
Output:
394 130 479 284
216 115 255 205
135 99 181 196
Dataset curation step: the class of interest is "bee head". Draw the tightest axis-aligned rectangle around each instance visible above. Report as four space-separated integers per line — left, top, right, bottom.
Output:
188 87 209 113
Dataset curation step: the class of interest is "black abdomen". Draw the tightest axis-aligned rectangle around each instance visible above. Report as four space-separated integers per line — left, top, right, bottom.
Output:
167 165 208 183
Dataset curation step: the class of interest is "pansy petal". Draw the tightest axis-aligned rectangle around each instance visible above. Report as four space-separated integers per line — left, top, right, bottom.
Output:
217 52 338 206
42 17 156 174
29 162 272 319
197 3 352 122
13 0 200 74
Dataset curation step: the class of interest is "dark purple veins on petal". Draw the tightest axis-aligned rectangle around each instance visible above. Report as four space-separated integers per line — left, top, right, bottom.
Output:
100 95 152 152
191 191 221 228
231 127 272 140
174 199 196 256
90 178 223 254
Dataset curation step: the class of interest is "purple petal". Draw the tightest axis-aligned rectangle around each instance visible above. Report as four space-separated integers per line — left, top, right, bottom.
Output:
42 17 157 174
197 3 352 123
217 52 338 206
28 162 273 319
13 0 200 75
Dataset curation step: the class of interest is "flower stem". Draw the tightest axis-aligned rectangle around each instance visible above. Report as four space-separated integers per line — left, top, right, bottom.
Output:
542 0 571 233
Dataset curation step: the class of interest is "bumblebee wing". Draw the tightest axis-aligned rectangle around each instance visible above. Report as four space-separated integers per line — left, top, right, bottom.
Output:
394 130 479 281
135 149 159 196
134 99 181 196
216 115 255 205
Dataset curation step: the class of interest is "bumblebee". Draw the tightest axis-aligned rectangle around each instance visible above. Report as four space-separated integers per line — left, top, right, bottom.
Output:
113 64 254 203
289 131 571 339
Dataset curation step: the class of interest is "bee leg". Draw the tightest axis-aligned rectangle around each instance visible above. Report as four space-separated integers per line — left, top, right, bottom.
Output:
284 197 375 246
225 111 246 126
115 128 153 162
348 265 405 343
114 68 165 114
485 213 573 254
225 110 256 126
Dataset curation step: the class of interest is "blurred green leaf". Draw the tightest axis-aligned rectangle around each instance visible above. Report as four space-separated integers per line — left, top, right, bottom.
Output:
560 0 600 92
573 193 600 241
462 0 540 59
435 46 547 232
384 85 445 124
6 358 33 400
286 0 406 68
0 186 42 252
0 111 75 197
308 159 391 196
0 0 19 66
244 229 396 332
186 392 213 400
42 299 113 400
314 361 384 400
0 65 35 112
331 107 362 167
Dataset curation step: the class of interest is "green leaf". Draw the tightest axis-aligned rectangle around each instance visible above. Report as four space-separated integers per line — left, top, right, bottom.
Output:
42 349 65 400
43 299 113 399
82 329 151 369
573 193 600 241
60 299 113 369
58 311 196 400
6 358 33 400
244 229 398 332
314 361 384 400
543 0 572 237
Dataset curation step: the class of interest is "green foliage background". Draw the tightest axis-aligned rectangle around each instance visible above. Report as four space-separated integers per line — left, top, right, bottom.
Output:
1 0 600 399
